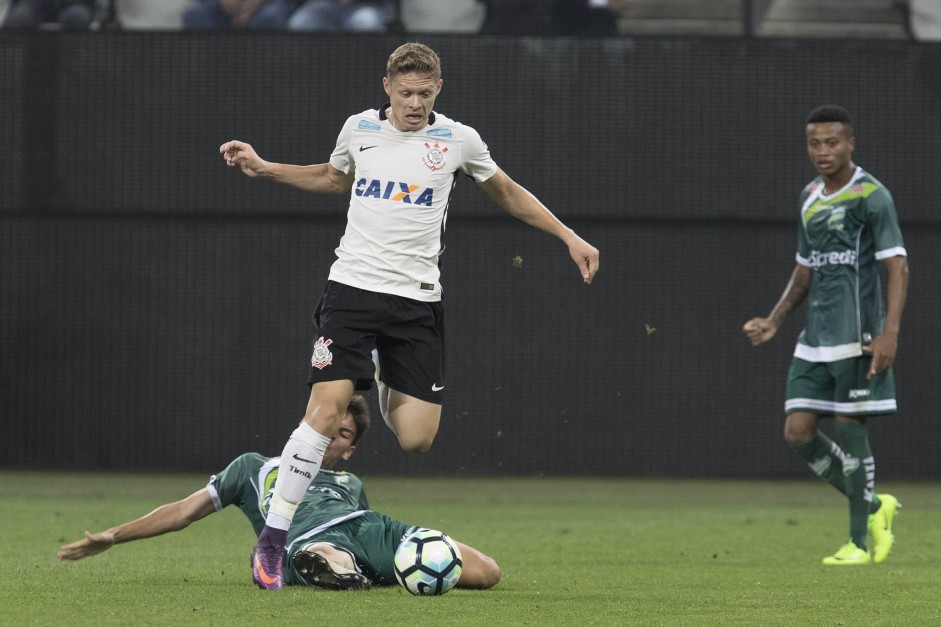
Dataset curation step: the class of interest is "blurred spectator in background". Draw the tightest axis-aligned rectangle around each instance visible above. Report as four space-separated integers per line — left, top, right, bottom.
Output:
479 0 548 34
183 0 294 29
3 0 95 29
550 0 626 35
287 0 394 32
480 0 625 35
399 0 485 33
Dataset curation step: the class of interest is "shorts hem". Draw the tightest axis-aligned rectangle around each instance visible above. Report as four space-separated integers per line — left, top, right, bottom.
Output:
307 372 375 390
385 381 443 405
785 403 898 417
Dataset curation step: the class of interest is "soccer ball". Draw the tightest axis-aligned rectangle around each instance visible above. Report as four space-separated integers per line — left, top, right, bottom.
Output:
393 528 463 595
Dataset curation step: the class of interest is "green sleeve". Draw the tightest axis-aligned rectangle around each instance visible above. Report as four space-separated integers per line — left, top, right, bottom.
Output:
865 187 906 255
208 452 267 510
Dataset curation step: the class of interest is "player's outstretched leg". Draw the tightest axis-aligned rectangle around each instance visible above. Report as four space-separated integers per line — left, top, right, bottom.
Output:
251 417 333 589
251 528 286 590
292 549 371 591
869 493 900 564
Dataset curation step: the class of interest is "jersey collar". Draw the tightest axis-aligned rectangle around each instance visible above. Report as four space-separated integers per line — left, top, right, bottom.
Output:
379 103 436 127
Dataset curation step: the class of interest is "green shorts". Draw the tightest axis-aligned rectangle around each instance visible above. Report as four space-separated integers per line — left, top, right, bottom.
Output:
286 512 414 587
785 356 896 417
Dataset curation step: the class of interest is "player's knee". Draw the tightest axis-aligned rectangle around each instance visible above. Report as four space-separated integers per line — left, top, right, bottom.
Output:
783 422 814 445
303 394 352 434
393 419 439 454
461 555 501 589
398 433 435 454
480 559 502 589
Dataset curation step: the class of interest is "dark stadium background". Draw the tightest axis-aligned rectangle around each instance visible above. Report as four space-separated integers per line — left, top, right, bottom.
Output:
1 33 938 478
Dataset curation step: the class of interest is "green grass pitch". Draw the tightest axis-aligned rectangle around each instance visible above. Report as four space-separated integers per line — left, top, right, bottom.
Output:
3 472 940 626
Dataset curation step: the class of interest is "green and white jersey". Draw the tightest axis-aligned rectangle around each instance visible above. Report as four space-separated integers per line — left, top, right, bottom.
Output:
794 166 906 362
206 453 369 553
328 107 499 303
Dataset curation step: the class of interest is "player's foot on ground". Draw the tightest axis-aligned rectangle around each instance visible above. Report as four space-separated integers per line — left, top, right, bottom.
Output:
869 493 900 564
251 534 285 590
822 541 871 566
292 549 371 591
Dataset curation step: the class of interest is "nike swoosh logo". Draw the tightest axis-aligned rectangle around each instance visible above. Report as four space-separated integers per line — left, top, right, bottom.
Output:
293 453 317 464
359 145 378 152
254 555 281 586
431 384 444 392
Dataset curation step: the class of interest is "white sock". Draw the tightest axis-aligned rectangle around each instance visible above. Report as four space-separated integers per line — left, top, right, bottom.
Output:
372 349 395 433
267 422 331 530
377 380 393 432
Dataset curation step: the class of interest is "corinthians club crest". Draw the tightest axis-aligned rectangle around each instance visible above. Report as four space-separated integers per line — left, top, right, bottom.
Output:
422 141 448 172
311 336 333 369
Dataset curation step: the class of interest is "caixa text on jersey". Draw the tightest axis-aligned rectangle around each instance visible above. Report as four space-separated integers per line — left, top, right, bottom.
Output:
354 179 434 206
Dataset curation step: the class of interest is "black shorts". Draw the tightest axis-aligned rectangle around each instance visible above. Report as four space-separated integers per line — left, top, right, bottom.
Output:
307 281 445 404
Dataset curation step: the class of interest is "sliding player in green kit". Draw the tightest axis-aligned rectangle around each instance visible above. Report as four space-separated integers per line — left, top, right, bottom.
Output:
57 396 501 590
743 105 909 565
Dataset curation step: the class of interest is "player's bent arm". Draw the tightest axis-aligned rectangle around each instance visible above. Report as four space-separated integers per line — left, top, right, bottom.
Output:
743 264 811 346
767 263 811 326
220 140 354 194
258 162 355 195
880 255 909 336
478 169 600 284
453 540 501 589
57 489 217 561
863 255 909 377
479 169 579 243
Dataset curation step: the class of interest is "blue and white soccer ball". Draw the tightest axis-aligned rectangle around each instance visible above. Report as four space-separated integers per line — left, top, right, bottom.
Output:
393 528 463 596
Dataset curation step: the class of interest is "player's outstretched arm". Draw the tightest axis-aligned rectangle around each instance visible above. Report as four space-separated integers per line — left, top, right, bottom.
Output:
219 140 354 195
479 169 599 284
863 255 909 379
57 489 216 561
452 540 501 589
743 264 810 346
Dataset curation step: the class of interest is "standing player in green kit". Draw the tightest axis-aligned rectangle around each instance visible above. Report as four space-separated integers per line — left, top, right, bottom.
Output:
743 105 909 565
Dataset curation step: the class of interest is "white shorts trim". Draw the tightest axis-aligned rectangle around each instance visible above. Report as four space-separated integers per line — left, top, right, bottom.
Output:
793 342 862 362
785 398 897 415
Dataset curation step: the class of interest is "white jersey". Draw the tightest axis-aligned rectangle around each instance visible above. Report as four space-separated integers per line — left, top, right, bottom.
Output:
327 107 499 302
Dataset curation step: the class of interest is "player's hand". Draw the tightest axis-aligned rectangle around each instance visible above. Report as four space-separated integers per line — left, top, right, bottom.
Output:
862 331 898 379
567 236 599 284
57 530 115 561
743 317 778 346
219 140 268 178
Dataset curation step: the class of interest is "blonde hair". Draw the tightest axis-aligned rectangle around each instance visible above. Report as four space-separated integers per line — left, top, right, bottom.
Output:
386 42 441 81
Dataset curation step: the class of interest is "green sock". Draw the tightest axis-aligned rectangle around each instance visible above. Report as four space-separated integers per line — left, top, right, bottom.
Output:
835 422 876 551
791 432 849 495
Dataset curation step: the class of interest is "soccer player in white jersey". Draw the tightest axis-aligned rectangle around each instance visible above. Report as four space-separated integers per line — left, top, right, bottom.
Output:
220 42 600 589
743 105 909 566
